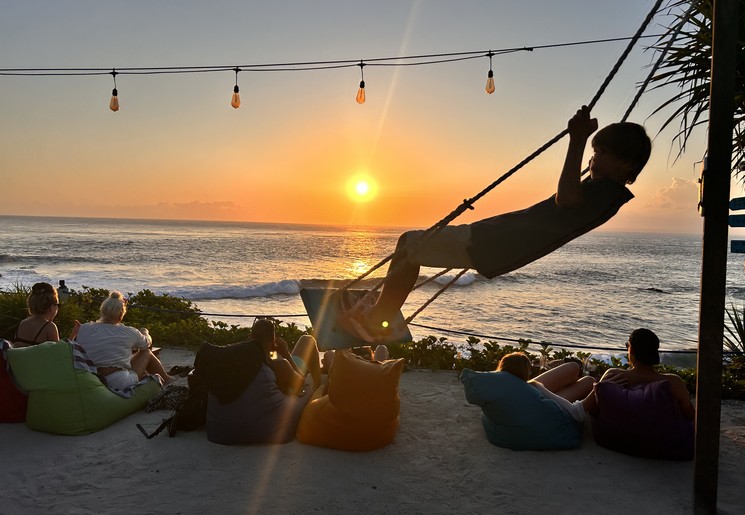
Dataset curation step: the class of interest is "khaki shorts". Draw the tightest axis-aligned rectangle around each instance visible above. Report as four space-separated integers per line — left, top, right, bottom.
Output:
403 225 474 269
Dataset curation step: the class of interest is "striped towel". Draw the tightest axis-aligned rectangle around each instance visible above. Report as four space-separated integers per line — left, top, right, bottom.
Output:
67 339 162 398
68 339 98 374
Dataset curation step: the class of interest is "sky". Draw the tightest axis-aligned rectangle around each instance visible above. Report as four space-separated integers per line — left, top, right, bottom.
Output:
0 1 734 234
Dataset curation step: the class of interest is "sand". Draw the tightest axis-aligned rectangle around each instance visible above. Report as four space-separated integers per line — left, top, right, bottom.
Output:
2 347 744 515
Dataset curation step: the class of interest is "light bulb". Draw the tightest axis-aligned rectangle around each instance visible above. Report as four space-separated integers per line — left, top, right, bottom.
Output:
356 80 366 104
231 85 240 109
109 88 119 112
485 70 495 94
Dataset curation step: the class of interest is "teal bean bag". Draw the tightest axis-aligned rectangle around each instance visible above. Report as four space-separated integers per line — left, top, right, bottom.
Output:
6 341 161 435
461 369 582 450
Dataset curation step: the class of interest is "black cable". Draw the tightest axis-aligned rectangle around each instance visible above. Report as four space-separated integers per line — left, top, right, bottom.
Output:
0 34 661 77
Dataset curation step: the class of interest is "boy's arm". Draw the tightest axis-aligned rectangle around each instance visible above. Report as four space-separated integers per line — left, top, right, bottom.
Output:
556 105 597 208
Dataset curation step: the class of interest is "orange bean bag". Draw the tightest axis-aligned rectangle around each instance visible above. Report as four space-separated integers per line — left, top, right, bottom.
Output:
296 349 405 451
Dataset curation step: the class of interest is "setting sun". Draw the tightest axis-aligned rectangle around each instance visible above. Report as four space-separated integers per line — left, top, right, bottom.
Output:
346 174 378 203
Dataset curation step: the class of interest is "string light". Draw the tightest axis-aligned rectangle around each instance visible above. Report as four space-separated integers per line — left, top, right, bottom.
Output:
109 68 119 112
0 34 659 111
485 51 495 94
356 61 366 104
231 67 241 108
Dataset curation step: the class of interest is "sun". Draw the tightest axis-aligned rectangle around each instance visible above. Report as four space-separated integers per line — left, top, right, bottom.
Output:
346 174 378 203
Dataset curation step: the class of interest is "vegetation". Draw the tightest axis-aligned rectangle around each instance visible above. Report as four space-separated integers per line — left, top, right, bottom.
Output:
2 285 744 399
650 0 745 171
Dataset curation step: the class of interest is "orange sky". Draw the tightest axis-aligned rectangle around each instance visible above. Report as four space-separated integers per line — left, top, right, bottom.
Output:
0 1 728 235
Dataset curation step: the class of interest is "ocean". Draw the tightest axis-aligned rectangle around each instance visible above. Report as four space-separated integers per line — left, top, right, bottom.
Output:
1 215 742 360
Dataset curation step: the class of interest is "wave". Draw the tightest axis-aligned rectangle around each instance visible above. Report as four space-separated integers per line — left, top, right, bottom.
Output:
162 272 482 301
0 253 114 265
164 279 302 300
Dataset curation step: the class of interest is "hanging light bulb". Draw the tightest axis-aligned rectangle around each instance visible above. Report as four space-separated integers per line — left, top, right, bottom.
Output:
109 69 119 111
356 61 366 104
485 52 495 95
231 67 241 109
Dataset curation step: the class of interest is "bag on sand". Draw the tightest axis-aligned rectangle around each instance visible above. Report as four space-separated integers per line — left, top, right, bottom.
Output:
136 340 265 438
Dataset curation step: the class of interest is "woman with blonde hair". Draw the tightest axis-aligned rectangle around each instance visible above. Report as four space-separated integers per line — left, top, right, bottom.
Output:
75 291 174 389
13 282 60 347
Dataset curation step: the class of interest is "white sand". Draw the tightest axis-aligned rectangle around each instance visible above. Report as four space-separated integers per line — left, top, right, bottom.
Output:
2 347 744 515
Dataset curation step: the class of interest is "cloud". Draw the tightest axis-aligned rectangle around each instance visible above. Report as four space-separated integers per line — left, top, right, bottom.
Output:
651 177 699 210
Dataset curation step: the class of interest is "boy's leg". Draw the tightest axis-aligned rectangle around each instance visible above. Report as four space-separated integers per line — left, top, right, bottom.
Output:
368 225 473 326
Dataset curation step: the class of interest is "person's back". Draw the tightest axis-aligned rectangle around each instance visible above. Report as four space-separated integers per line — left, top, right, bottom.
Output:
596 328 694 420
14 282 60 347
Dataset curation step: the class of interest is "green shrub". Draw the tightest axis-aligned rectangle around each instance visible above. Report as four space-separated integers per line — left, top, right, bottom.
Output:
4 285 744 400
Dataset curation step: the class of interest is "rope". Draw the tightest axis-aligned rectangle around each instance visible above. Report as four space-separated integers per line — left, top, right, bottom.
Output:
123 301 700 355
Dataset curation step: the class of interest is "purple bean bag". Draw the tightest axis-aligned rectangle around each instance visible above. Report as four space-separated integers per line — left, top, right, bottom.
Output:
591 380 693 460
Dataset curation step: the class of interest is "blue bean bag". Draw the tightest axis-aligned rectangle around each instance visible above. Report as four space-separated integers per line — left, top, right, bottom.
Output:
591 380 694 460
6 340 161 435
461 369 582 450
206 364 310 445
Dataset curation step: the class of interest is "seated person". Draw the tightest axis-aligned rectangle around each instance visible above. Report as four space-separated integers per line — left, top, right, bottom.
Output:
498 352 595 422
205 320 322 445
13 282 60 347
74 291 174 389
585 328 694 419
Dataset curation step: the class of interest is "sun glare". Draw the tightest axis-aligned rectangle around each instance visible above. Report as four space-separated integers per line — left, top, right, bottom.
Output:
346 174 378 203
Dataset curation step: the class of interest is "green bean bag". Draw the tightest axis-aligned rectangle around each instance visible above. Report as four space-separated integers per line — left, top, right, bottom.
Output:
6 341 161 435
461 369 582 450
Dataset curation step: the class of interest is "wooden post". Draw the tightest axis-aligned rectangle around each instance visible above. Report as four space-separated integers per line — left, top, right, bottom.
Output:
694 0 739 513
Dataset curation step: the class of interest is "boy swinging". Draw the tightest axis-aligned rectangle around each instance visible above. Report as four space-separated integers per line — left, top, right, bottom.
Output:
340 106 652 342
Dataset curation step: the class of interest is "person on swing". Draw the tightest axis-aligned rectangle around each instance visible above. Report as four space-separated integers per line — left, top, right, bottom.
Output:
341 106 652 342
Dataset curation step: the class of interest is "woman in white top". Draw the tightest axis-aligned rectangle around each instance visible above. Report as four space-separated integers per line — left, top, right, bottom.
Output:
75 291 174 389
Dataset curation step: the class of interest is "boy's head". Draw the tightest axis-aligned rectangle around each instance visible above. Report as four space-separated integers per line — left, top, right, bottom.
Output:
590 122 651 185
497 352 532 381
627 327 660 366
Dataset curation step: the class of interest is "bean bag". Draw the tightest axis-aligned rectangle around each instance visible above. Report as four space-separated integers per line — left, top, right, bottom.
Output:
591 380 694 460
460 369 582 450
206 364 310 445
6 341 161 435
1 340 27 423
296 350 405 452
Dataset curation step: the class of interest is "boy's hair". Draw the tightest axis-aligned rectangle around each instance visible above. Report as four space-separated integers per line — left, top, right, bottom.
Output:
628 327 660 366
592 122 651 184
497 352 532 381
251 318 275 344
27 282 58 315
99 290 126 323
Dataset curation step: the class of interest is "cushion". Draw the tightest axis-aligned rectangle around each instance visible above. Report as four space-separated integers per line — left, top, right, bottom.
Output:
6 341 161 435
460 369 582 450
591 380 694 460
296 350 405 451
0 341 27 423
206 364 309 445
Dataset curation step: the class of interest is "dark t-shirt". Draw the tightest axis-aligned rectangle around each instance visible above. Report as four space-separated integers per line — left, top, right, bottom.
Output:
467 178 633 279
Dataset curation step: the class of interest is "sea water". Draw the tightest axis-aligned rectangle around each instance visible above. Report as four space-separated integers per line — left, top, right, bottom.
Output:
2 215 743 359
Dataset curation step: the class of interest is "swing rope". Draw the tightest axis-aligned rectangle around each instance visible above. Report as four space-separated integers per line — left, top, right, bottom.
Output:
401 0 694 327
341 0 666 324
